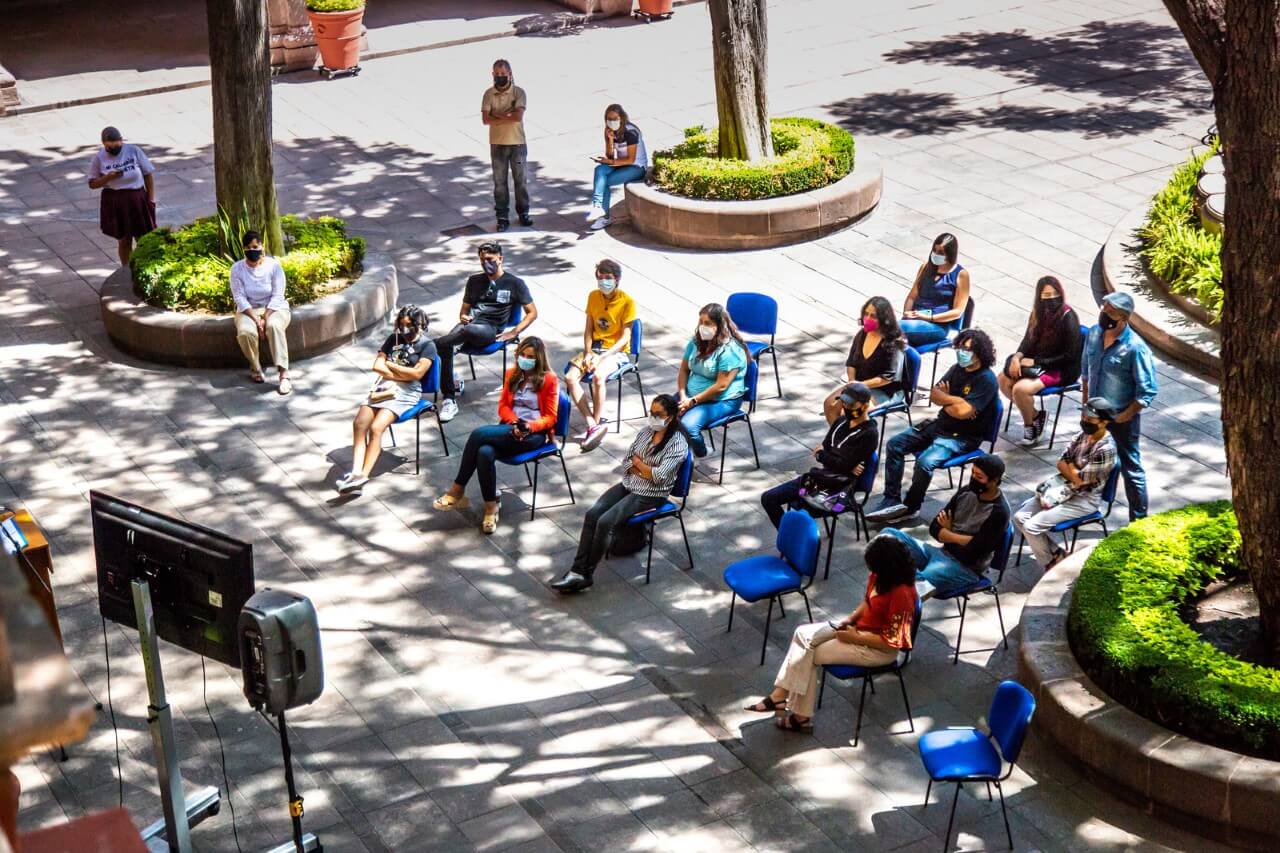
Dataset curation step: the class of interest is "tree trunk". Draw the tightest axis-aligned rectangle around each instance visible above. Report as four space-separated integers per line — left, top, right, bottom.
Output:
708 0 773 161
1165 0 1280 661
206 0 283 255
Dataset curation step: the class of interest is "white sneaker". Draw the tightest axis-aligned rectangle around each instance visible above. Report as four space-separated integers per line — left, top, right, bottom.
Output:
440 398 460 422
585 204 607 223
338 474 367 494
590 216 612 231
580 423 609 452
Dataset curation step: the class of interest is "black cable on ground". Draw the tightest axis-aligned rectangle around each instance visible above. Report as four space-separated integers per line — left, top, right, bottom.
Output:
201 656 244 853
100 617 123 808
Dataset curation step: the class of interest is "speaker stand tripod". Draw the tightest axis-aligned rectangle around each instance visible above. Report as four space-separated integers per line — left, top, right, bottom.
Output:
265 710 321 853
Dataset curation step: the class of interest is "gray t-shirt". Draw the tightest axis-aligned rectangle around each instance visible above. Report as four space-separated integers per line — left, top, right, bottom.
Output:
512 382 540 423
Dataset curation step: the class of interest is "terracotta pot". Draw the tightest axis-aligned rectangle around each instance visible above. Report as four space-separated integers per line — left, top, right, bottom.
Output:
307 7 364 71
637 0 674 13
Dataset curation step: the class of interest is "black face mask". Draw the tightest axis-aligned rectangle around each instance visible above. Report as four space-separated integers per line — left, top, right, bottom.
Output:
482 258 500 276
1080 419 1101 435
1040 297 1063 313
968 478 988 494
244 248 264 262
1099 311 1119 331
105 145 123 156
493 75 509 88
844 405 865 421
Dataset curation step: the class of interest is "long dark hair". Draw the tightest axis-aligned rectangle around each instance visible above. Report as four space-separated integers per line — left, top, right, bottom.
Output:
649 393 689 455
913 232 958 291
856 295 905 351
508 336 550 392
865 533 917 594
1028 275 1071 341
694 303 748 361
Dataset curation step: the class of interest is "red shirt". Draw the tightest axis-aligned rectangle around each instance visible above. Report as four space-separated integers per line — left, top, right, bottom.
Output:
855 574 917 650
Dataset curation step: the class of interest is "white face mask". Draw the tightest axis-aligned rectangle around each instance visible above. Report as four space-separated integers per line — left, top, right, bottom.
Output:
598 277 617 294
930 251 948 266
648 415 668 431
606 119 622 131
697 324 716 341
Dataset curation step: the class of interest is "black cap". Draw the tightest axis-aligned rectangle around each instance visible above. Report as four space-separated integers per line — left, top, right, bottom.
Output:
1083 396 1117 421
972 452 1005 482
101 126 122 141
837 382 872 406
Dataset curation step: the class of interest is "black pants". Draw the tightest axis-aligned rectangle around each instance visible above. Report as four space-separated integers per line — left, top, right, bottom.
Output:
571 483 664 579
491 144 530 221
434 322 497 398
761 476 806 529
454 424 546 502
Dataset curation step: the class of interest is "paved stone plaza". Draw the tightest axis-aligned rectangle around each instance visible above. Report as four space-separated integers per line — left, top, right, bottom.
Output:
0 0 1234 850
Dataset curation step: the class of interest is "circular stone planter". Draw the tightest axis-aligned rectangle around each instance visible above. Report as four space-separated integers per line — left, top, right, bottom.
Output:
1018 549 1280 851
100 252 398 368
625 156 882 250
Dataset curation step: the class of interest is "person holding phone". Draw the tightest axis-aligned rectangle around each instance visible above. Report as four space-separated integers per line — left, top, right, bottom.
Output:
1000 275 1082 447
87 125 157 265
585 103 648 231
433 337 558 534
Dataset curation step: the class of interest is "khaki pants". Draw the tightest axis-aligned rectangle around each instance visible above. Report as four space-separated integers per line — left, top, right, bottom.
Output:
774 622 897 717
236 308 290 373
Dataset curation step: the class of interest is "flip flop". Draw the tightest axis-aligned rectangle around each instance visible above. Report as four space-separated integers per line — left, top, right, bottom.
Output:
278 377 293 396
745 695 783 713
775 714 813 733
432 494 471 511
249 371 265 383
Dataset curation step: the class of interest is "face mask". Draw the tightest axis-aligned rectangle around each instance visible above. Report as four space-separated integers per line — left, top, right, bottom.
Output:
1080 419 1101 435
1040 297 1063 313
517 356 536 372
697 324 716 341
606 119 622 131
482 259 500 276
956 349 974 367
105 145 123 156
648 415 668 431
862 316 879 333
493 75 509 88
1099 311 1119 331
244 248 264 262
968 478 988 494
845 405 865 421
598 277 617 294
930 251 948 266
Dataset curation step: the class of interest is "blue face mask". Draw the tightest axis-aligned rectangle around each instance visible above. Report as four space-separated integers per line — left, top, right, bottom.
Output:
517 356 536 372
956 349 974 367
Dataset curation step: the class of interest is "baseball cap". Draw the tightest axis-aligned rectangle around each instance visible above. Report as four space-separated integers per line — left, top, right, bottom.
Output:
1102 292 1135 315
1083 397 1117 420
972 452 1005 482
838 382 872 406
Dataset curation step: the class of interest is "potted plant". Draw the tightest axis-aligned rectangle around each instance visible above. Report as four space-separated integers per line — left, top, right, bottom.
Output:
635 0 674 21
306 0 366 74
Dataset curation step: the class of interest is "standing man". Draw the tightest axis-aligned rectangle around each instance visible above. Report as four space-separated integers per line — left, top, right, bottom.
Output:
434 241 538 422
565 259 637 452
481 59 532 233
87 126 157 265
1081 292 1158 520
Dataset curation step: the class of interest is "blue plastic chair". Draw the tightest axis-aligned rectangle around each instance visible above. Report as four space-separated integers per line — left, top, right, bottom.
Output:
726 292 781 405
703 359 761 484
869 346 920 456
1016 464 1121 565
917 299 975 405
818 596 922 746
918 679 1035 852
622 450 694 584
815 451 879 580
722 510 820 665
932 524 1013 664
564 319 646 433
496 388 575 519
461 304 522 382
385 356 450 472
934 397 1002 493
1001 325 1089 449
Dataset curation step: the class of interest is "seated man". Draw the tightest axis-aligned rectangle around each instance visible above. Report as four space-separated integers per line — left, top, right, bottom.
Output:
434 240 537 422
565 258 637 452
880 453 1010 600
760 383 878 528
866 328 999 524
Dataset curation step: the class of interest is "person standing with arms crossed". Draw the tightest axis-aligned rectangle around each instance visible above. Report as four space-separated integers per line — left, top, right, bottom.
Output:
86 126 157 265
481 59 532 233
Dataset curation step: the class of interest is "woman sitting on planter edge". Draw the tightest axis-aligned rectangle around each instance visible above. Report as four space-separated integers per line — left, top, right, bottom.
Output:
585 103 648 232
744 532 918 733
676 303 749 459
551 394 690 594
900 232 970 348
999 275 1083 447
230 230 293 395
823 296 907 423
337 305 436 495
433 337 559 534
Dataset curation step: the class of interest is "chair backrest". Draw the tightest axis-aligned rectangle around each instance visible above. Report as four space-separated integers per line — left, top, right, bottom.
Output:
726 292 778 338
985 397 1003 449
990 523 1014 580
505 304 524 333
988 680 1036 765
671 450 694 501
554 388 572 439
777 509 821 579
420 353 441 395
741 357 760 404
855 451 879 496
629 318 644 362
1099 464 1121 509
902 346 921 403
959 298 976 331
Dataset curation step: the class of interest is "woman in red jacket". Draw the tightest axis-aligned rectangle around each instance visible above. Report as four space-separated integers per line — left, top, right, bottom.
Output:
433 337 559 534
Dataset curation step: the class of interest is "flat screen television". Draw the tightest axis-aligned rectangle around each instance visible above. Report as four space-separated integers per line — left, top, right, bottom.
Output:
90 491 254 668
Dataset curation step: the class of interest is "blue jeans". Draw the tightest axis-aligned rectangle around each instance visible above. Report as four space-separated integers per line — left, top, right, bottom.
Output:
881 528 980 596
900 318 952 348
883 426 979 510
491 144 530 220
453 423 547 502
592 164 646 214
1107 415 1147 520
680 397 743 458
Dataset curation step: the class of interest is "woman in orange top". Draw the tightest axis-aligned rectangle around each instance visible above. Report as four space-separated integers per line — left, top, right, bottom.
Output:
745 532 918 732
433 337 559 534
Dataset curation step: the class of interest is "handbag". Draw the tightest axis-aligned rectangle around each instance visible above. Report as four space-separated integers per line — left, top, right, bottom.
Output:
367 380 395 405
1035 474 1075 509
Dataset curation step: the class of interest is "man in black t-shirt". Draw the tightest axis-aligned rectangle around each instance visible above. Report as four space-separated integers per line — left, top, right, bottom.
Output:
867 329 999 524
434 241 537 422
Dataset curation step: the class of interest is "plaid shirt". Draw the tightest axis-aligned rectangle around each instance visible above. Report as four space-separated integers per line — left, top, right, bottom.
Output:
1060 432 1117 493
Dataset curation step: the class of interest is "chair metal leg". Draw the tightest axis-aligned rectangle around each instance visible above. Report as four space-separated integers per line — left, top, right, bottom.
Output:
522 463 533 486
1015 534 1025 566
436 409 451 457
818 669 826 709
992 587 1008 649
996 781 1013 850
760 597 774 665
501 347 508 377
678 514 694 569
1003 397 1013 432
529 461 540 520
952 597 968 664
645 522 655 585
896 669 914 732
924 778 933 806
468 354 477 381
770 347 782 400
615 376 624 432
387 424 397 448
727 592 736 631
854 675 871 746
823 517 836 580
559 451 575 506
745 417 760 469
985 781 993 801
634 369 646 416
777 596 785 618
943 783 961 853
800 590 813 623
717 425 729 485
414 415 421 475
946 467 955 490
1048 390 1066 448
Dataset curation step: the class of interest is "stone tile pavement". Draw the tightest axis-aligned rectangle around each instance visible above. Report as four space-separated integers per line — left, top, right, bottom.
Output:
1 0 1233 850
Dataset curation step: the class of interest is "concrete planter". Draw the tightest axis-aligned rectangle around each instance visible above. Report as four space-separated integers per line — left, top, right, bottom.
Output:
626 156 882 250
100 252 397 368
554 0 633 14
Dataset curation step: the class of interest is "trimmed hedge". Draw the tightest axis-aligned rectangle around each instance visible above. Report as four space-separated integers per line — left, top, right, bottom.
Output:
306 0 365 12
1139 142 1223 322
652 118 854 201
130 215 365 314
1068 502 1280 759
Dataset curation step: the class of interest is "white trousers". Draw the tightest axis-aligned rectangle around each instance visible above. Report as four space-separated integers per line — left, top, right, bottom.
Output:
773 622 897 717
235 308 291 373
1012 493 1100 566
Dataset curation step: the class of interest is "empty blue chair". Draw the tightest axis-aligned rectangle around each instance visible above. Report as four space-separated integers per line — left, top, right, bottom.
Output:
723 509 820 665
869 346 920 456
622 450 694 584
727 292 782 405
1001 325 1089 449
932 524 1013 664
385 356 450 472
496 389 575 519
816 451 879 580
1016 464 1121 565
934 397 1002 492
918 299 975 405
564 319 646 433
817 596 922 746
461 305 522 382
918 680 1035 851
704 359 761 484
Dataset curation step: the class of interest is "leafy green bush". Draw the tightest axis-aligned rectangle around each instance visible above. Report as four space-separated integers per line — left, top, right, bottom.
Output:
1139 143 1224 322
652 118 854 201
130 215 365 314
306 0 365 12
1068 502 1280 759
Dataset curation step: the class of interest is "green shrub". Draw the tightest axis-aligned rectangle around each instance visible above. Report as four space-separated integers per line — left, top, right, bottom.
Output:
652 117 854 201
131 215 364 314
306 0 365 12
1068 502 1280 759
1139 142 1224 322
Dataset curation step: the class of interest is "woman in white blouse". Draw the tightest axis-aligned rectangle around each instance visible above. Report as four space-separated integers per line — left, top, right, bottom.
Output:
229 231 292 395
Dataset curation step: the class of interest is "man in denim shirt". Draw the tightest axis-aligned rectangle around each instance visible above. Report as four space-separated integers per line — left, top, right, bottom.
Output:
1081 293 1158 520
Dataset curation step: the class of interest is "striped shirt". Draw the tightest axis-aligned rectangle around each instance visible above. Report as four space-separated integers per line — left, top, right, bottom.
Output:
1060 432 1117 494
621 428 690 497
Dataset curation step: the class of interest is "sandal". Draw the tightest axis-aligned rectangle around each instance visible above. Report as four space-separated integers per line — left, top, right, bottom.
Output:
775 714 813 733
481 508 500 535
432 494 471 511
745 695 784 714
1046 547 1067 570
249 370 265 383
